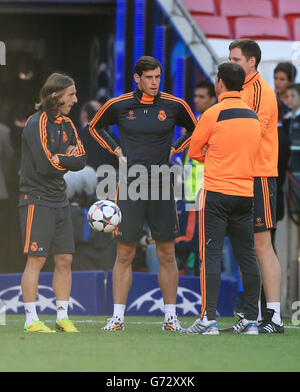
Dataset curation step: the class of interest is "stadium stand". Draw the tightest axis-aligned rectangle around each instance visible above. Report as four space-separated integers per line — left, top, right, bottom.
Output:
293 18 300 41
217 0 273 18
193 15 232 39
277 0 300 40
182 0 216 15
234 17 290 40
183 0 300 41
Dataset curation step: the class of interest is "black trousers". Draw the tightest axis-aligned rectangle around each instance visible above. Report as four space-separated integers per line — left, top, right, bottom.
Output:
198 190 260 321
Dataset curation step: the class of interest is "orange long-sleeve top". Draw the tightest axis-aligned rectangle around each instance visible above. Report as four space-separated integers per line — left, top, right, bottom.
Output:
241 72 278 177
189 91 262 197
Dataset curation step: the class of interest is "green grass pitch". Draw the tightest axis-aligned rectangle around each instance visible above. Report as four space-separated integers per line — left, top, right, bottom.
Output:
1 315 299 372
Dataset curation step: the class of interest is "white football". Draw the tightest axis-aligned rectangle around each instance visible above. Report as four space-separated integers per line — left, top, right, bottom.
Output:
88 200 122 233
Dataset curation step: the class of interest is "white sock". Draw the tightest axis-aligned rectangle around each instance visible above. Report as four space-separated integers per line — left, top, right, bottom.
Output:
257 300 262 321
113 304 126 322
24 302 39 326
266 302 282 325
164 304 176 321
56 300 69 322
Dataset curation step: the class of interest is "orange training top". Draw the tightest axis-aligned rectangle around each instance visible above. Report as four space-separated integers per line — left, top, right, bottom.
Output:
189 91 261 197
241 72 278 177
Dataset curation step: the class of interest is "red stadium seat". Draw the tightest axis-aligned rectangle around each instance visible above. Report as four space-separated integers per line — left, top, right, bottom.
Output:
182 0 216 16
278 0 300 18
234 17 290 40
217 0 274 35
193 15 232 39
219 0 273 18
293 18 300 41
277 0 300 39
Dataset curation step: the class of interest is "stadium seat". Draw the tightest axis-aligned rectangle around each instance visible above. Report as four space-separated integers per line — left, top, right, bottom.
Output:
278 0 300 18
193 15 232 39
277 0 300 39
217 0 274 36
234 17 290 40
218 0 273 18
182 0 216 16
293 18 300 41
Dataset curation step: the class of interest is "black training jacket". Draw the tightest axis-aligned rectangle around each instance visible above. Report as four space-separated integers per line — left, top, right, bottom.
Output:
88 88 197 169
19 110 87 208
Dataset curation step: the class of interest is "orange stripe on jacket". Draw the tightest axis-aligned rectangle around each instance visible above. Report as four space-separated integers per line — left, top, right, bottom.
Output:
89 93 134 153
160 93 197 126
90 92 134 126
39 113 65 171
199 190 207 319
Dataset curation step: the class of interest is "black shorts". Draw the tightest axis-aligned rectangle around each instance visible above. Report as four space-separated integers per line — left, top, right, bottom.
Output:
115 182 179 243
253 177 277 232
19 204 75 257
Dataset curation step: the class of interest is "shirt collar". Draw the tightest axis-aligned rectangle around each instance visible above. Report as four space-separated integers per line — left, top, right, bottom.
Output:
218 91 242 102
243 72 261 88
135 87 160 104
45 110 64 124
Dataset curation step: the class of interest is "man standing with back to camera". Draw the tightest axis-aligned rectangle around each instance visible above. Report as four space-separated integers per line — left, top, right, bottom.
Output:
89 56 197 332
184 62 262 335
229 38 284 333
19 73 86 333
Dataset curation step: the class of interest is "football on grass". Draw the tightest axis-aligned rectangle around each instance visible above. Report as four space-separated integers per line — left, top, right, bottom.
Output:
88 200 122 233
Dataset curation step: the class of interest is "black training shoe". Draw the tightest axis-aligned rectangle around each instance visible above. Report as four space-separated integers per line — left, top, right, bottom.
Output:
258 309 284 334
219 312 245 333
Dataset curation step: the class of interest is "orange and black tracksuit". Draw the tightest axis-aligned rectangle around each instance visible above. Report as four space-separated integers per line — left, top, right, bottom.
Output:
20 110 86 207
88 87 197 243
89 87 196 169
189 91 261 321
241 72 278 232
19 110 86 257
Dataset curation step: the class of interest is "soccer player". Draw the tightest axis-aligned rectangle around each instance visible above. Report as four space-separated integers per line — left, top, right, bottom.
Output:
184 62 262 335
193 81 216 118
20 73 87 332
229 39 284 333
89 56 197 331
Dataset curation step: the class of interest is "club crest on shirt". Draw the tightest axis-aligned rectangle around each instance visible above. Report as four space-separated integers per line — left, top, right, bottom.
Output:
30 242 38 252
127 110 136 120
255 217 264 227
158 110 167 121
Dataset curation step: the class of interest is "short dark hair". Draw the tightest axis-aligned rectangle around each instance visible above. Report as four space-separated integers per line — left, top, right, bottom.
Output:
274 62 297 83
195 81 216 98
134 56 162 77
229 39 261 69
217 62 245 91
